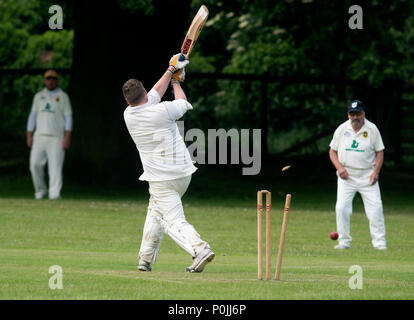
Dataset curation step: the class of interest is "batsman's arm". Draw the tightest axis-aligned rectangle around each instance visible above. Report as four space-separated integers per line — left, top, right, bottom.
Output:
152 70 174 99
329 148 349 180
153 54 189 98
171 80 187 101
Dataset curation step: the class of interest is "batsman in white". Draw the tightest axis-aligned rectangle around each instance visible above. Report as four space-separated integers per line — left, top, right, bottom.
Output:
329 100 386 250
122 54 215 272
26 70 73 200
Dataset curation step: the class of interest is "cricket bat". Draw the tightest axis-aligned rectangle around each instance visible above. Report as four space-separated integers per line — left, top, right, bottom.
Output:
179 5 209 61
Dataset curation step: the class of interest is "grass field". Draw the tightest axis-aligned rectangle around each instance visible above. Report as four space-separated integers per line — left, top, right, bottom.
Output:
0 162 414 300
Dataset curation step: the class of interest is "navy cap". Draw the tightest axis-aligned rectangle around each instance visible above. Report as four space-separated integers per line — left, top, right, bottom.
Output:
348 100 365 113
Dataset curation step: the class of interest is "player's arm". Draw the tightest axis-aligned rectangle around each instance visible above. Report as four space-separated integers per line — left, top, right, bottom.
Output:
63 130 71 149
27 131 33 148
329 148 349 180
370 150 384 185
26 110 37 148
171 76 187 101
152 70 174 100
62 114 72 150
152 54 189 99
62 96 73 150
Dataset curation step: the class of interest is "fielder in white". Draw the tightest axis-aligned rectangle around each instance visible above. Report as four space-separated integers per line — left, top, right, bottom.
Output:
329 100 386 250
122 54 215 272
26 70 73 200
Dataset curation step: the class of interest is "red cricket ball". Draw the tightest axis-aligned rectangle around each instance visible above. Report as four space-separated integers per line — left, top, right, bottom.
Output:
330 231 339 240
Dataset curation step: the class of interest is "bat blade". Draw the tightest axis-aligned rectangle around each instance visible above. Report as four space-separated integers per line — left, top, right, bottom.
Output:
180 5 209 60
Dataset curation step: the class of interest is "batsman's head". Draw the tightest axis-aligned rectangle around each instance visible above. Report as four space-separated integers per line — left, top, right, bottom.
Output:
122 79 146 106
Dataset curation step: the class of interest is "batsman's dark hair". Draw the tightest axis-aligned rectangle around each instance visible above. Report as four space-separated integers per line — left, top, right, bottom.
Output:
122 79 145 105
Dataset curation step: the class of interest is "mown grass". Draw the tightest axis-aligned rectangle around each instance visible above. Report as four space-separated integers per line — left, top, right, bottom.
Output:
1 165 413 300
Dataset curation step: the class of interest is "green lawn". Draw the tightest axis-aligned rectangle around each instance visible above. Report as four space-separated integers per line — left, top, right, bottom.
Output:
0 167 413 300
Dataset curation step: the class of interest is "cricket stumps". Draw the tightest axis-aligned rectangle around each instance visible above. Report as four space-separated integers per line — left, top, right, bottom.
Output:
275 193 291 280
257 190 271 280
257 191 292 281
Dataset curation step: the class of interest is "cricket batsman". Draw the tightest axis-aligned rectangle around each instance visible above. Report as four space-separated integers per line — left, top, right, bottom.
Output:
122 54 215 272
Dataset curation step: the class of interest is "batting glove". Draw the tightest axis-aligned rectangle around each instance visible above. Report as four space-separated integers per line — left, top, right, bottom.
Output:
168 53 189 74
171 68 185 84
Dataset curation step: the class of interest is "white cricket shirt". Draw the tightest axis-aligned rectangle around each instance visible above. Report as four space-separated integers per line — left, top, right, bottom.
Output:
123 88 197 182
31 88 72 138
329 118 385 170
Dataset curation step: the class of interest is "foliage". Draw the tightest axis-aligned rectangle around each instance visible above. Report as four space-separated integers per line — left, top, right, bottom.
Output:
12 30 73 68
192 0 414 84
0 0 74 68
117 0 154 15
185 0 414 153
1 0 413 159
0 0 73 140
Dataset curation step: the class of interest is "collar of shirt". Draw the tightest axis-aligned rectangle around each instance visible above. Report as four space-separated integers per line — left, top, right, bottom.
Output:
346 118 370 135
44 87 60 97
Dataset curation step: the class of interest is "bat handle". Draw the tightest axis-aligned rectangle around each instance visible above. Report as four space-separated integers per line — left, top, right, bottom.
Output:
179 54 185 61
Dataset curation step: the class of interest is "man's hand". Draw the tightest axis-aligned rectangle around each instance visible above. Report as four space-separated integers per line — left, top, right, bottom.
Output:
27 132 33 148
62 131 71 150
172 68 185 83
329 148 349 180
168 53 189 74
369 171 379 185
338 167 349 180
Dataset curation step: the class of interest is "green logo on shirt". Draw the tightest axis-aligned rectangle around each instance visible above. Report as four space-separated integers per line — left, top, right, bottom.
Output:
41 103 55 113
351 140 359 148
346 139 365 152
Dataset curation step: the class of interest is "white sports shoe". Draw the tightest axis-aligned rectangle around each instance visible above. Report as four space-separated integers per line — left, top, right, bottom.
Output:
185 248 215 273
138 260 152 272
34 191 47 200
334 244 350 250
374 245 387 250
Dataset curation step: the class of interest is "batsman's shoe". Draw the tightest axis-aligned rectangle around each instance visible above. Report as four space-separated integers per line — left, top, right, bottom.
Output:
185 248 215 273
374 245 387 250
334 244 350 250
138 260 152 272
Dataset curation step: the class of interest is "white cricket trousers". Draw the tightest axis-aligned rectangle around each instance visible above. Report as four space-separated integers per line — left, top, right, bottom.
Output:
30 135 65 199
335 168 386 248
139 175 209 264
